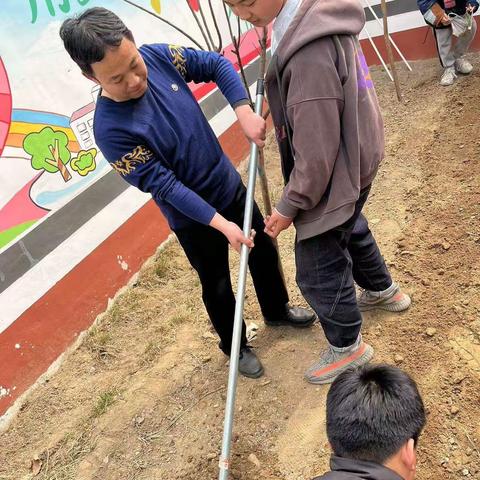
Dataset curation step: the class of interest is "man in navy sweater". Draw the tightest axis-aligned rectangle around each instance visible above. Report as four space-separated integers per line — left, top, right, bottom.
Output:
59 7 315 378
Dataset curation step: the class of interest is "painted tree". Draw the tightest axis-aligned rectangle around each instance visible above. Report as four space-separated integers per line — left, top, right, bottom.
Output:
70 148 97 176
24 127 72 182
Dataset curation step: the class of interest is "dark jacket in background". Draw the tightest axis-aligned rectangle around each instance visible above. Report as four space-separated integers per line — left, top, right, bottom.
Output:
312 456 404 480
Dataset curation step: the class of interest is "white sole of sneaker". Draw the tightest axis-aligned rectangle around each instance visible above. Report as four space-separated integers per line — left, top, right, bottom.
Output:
304 345 375 385
359 294 411 313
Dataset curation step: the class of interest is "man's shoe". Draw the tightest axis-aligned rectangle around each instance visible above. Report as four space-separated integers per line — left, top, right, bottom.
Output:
357 282 411 313
455 57 473 74
440 66 457 86
264 304 316 328
305 339 374 385
238 347 264 379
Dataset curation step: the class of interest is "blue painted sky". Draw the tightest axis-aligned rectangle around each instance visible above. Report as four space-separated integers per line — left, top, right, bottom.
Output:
1 1 155 31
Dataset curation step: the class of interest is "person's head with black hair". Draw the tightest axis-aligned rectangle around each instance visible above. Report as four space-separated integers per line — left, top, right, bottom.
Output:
60 7 148 102
326 364 426 480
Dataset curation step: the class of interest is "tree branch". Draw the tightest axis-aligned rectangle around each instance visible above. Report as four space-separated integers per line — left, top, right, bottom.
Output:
198 1 215 50
222 4 253 105
381 0 403 102
121 0 205 50
185 0 212 50
208 0 223 52
236 17 253 106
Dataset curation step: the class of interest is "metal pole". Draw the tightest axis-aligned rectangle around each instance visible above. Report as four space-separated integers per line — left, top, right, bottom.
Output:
218 78 264 480
363 0 412 71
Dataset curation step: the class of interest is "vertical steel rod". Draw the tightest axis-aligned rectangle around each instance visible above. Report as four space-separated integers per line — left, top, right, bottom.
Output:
218 78 265 480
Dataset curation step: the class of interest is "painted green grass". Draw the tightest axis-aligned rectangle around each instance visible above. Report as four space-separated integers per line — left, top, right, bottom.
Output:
0 220 37 249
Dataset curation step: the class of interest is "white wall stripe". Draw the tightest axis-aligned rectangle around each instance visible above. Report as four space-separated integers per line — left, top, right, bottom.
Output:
0 186 150 334
360 11 427 39
361 0 397 6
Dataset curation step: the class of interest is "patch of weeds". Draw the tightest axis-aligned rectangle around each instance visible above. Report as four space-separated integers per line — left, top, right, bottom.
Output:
85 327 115 361
142 341 162 365
92 389 119 418
169 312 189 327
154 254 170 279
108 302 124 324
36 428 95 480
183 296 202 318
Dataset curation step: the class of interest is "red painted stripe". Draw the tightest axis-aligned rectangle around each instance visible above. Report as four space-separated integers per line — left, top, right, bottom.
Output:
0 201 169 415
0 117 255 416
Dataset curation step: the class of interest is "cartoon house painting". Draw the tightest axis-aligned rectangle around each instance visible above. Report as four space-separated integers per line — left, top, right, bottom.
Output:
70 103 95 150
69 86 100 150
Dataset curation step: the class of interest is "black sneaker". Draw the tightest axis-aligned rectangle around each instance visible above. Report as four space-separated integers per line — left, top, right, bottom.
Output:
264 305 316 328
238 347 264 379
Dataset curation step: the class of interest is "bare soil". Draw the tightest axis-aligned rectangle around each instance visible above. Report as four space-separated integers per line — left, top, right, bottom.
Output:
1 56 480 480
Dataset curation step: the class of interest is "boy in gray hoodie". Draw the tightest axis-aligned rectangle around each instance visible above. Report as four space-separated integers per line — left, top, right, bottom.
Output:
225 0 410 384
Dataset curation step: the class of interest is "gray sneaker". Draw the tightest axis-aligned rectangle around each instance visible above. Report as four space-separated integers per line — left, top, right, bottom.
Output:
238 347 264 379
305 339 374 385
440 66 457 86
455 57 473 74
357 282 411 313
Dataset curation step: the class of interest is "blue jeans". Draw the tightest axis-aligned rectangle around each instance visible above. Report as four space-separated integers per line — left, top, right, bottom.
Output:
295 186 392 348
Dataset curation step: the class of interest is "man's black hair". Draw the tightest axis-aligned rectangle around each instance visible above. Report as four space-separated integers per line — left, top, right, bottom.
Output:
326 364 426 464
59 7 134 76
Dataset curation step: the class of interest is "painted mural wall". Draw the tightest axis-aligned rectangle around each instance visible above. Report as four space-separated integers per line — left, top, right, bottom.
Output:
0 0 251 252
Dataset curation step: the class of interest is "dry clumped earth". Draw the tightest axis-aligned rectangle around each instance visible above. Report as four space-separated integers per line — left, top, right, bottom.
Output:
1 55 480 480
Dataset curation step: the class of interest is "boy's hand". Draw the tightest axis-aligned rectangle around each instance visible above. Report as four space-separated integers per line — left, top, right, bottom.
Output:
235 104 266 148
264 209 293 239
431 3 449 25
440 12 450 24
467 3 475 13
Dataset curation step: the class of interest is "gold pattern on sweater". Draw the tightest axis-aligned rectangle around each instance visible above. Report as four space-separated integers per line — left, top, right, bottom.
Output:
169 45 187 78
111 146 154 176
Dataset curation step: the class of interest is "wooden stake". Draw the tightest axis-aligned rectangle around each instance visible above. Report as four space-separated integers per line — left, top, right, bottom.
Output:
381 0 403 102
